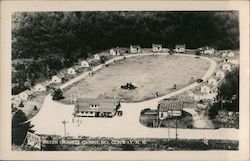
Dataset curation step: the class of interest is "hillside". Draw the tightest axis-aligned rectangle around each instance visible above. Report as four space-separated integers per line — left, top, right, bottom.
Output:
11 11 239 95
12 11 239 59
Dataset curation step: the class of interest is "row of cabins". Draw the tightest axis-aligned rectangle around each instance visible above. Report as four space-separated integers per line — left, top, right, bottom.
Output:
13 57 234 102
13 43 236 104
130 44 163 53
188 64 231 102
130 44 185 53
13 49 113 102
221 51 235 57
197 46 235 57
50 44 163 84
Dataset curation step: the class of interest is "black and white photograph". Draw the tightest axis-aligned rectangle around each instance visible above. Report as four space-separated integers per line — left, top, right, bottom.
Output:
0 1 249 160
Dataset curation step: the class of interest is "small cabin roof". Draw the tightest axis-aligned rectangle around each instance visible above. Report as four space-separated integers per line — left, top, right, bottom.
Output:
130 45 141 48
152 44 162 47
175 44 186 48
157 99 183 112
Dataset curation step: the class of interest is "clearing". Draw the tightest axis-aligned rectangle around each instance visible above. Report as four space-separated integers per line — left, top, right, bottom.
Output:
62 54 210 103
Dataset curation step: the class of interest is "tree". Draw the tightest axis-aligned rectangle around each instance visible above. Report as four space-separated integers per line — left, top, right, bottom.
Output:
208 68 239 119
51 88 64 100
12 109 34 145
218 68 239 101
19 102 24 108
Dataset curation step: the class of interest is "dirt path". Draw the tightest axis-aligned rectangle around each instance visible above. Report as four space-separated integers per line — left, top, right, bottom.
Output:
184 108 214 128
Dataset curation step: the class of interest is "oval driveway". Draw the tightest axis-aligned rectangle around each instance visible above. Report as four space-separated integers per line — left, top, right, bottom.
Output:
31 53 238 140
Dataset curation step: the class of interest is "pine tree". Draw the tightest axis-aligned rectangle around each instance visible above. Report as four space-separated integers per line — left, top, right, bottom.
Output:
12 109 34 145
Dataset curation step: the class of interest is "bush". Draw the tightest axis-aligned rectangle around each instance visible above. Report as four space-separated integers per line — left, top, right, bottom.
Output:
51 88 64 100
121 83 137 90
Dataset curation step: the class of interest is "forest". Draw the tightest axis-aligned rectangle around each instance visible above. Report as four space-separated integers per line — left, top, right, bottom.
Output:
12 11 239 94
12 11 239 59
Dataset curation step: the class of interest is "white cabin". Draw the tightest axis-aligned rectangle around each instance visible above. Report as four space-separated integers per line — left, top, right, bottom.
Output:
228 51 235 57
208 78 217 85
222 63 231 71
203 47 215 55
51 75 62 84
152 44 162 52
94 54 101 60
80 60 90 68
130 45 141 53
175 44 185 53
110 49 120 56
19 90 33 101
33 84 46 92
200 85 210 93
216 71 225 78
68 67 76 75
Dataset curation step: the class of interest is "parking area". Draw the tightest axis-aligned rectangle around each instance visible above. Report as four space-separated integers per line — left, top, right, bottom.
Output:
31 94 238 140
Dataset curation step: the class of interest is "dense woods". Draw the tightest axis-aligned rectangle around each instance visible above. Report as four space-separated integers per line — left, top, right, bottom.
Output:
12 11 239 59
12 11 239 95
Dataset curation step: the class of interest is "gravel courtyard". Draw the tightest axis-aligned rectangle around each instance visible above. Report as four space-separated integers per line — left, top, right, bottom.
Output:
62 55 210 103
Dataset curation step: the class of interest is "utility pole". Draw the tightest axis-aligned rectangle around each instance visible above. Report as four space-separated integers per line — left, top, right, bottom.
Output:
168 118 170 141
62 120 68 137
175 119 178 141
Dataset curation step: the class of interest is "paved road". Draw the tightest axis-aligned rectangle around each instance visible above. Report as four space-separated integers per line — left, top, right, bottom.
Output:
31 53 238 140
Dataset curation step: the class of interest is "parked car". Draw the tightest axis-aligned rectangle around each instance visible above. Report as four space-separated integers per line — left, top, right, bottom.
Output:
117 110 123 116
141 108 151 115
196 78 203 83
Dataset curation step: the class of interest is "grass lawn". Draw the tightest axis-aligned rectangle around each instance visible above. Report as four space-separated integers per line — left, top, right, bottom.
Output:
19 92 47 119
61 54 210 103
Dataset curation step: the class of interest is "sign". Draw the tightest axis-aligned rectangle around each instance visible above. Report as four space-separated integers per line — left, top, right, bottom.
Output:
26 132 41 149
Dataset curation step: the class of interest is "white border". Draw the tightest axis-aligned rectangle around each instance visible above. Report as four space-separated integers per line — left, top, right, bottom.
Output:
0 1 249 160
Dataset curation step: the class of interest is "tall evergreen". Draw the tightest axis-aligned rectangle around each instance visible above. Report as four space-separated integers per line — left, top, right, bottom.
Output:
12 110 34 145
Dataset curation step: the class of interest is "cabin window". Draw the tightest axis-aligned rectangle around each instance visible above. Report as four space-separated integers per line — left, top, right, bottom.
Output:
90 104 99 109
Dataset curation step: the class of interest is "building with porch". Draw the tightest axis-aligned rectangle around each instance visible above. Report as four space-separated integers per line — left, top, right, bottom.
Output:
157 99 183 120
74 98 120 117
